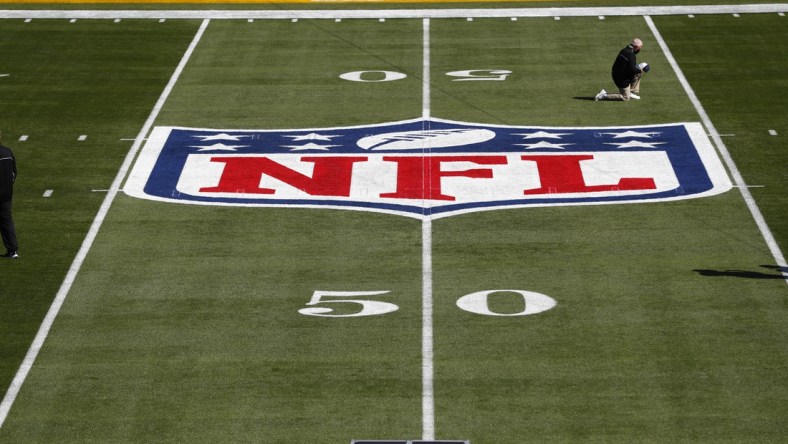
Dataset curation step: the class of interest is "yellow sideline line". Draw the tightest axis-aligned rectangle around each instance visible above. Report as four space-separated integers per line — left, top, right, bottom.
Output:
0 0 555 3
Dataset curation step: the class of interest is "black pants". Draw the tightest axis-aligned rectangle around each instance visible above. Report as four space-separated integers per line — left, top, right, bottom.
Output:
0 199 17 252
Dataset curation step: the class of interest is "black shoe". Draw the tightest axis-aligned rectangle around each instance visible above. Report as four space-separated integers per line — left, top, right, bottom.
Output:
2 251 19 259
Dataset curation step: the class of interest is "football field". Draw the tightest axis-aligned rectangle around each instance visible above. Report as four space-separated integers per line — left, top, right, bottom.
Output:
1 4 787 443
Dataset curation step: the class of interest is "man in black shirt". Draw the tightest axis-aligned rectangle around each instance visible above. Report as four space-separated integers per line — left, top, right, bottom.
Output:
0 141 19 259
595 38 647 101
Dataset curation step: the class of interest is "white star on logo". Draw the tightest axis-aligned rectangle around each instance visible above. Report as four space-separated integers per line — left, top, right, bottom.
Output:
283 143 340 151
191 143 248 151
513 131 572 139
606 140 666 149
192 133 249 141
284 133 342 142
602 130 661 139
516 141 573 150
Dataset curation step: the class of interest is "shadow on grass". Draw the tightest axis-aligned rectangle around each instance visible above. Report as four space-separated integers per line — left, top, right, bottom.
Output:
694 265 788 280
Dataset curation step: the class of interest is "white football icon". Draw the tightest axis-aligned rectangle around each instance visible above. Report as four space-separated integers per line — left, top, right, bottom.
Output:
357 128 496 151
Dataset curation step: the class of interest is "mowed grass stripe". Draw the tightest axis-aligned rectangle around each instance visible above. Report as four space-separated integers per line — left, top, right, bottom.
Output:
0 18 210 430
425 15 787 442
652 12 788 275
646 15 787 284
1 18 427 442
0 16 204 427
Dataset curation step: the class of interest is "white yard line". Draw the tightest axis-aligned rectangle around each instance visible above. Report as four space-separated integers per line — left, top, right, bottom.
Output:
421 218 435 441
645 15 788 285
1 4 786 19
0 18 211 429
421 17 436 441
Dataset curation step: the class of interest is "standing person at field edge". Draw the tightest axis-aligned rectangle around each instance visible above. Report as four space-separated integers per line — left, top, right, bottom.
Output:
0 141 19 259
595 38 649 101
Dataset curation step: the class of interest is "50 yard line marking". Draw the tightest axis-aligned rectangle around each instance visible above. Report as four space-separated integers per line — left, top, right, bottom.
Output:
421 17 436 442
0 18 211 429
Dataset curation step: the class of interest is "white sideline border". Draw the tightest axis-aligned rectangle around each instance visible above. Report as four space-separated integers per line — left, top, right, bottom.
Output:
0 3 786 19
0 18 212 429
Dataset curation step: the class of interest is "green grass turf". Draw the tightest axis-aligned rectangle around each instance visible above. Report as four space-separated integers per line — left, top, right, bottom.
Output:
653 12 788 263
1 10 786 443
0 17 203 410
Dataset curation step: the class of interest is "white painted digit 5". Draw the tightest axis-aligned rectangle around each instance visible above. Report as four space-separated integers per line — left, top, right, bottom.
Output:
298 290 398 317
446 69 512 81
339 69 512 82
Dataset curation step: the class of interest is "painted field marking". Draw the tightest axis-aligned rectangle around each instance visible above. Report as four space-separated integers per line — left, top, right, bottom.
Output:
42 190 53 198
0 18 212 430
646 15 788 286
1 5 787 20
421 17 435 442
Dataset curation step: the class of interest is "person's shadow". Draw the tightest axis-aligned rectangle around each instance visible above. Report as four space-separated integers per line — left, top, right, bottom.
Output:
693 265 787 280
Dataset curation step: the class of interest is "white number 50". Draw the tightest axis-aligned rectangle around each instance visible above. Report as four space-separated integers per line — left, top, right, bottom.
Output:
298 290 399 318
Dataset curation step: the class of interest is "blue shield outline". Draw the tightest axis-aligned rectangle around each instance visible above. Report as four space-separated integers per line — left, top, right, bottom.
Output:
124 118 732 219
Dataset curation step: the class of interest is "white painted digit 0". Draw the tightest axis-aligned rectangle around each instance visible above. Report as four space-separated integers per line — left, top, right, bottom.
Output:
446 69 512 81
456 290 556 316
339 70 408 82
299 290 398 317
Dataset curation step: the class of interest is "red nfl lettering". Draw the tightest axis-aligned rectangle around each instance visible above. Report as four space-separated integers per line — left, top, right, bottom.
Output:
521 154 657 195
380 155 508 201
200 154 656 200
199 156 368 196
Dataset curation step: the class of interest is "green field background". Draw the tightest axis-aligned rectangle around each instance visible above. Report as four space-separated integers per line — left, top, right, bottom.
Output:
1 10 786 443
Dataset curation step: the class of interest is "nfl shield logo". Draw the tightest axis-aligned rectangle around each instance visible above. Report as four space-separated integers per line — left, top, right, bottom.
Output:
124 118 732 219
